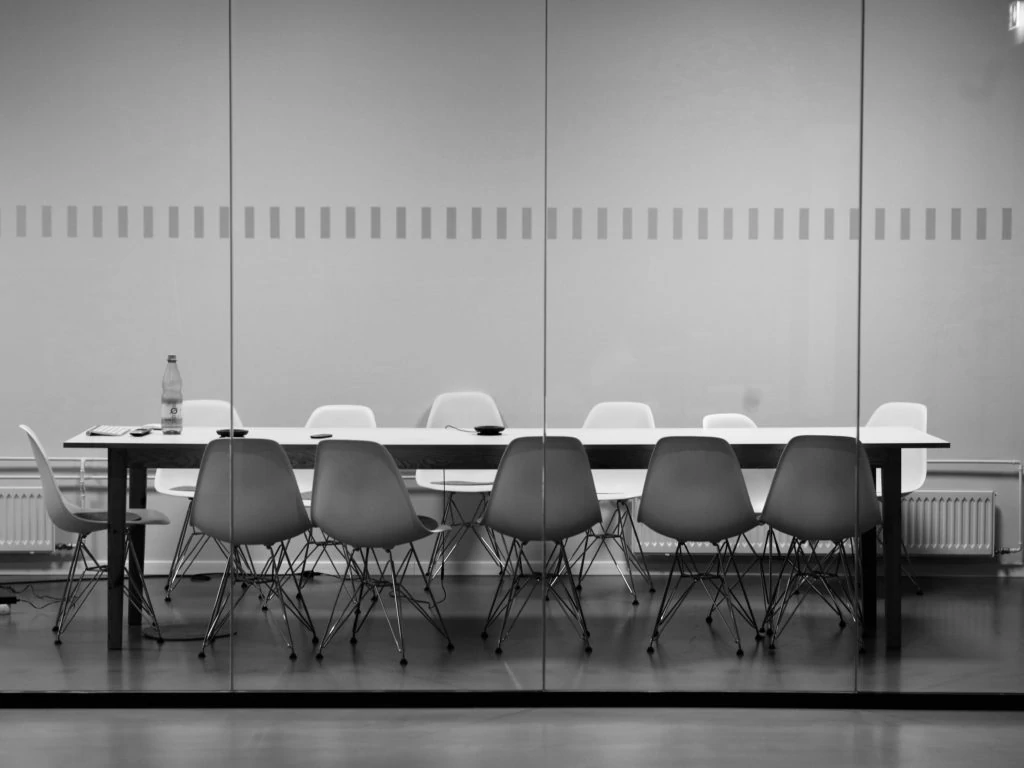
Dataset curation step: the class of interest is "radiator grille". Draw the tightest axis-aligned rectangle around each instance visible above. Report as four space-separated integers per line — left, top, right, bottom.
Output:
634 491 996 557
0 488 55 552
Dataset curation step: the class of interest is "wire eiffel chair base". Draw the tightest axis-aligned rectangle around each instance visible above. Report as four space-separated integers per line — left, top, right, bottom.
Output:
761 532 862 650
646 540 746 657
198 543 315 660
568 499 655 603
426 491 506 582
163 501 219 602
482 538 591 655
54 532 164 645
316 544 453 665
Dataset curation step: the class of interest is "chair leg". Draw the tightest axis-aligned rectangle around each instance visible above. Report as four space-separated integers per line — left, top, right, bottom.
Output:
125 530 164 643
52 533 104 645
163 500 215 601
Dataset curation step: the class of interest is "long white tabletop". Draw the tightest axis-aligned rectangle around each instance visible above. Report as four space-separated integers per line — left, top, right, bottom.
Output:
65 424 949 652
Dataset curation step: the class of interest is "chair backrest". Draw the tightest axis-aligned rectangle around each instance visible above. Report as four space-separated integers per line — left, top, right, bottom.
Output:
191 438 310 546
19 425 96 535
482 437 600 542
582 401 655 429
702 412 757 429
701 412 771 513
761 435 881 542
154 399 243 495
865 401 927 495
637 437 757 544
304 404 377 429
425 391 503 428
182 399 243 428
311 440 429 549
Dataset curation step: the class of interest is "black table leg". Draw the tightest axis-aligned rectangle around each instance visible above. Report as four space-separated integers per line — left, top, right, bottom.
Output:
860 528 876 633
107 449 127 650
128 464 147 627
882 449 903 650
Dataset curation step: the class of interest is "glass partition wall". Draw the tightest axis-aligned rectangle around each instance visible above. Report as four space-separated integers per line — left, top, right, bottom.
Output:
544 0 865 693
0 0 232 692
2 0 1022 701
857 0 1024 693
229 0 547 691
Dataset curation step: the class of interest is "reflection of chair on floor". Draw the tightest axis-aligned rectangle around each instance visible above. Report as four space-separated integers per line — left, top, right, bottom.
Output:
415 391 506 580
296 404 377 582
156 399 243 601
480 437 600 655
866 401 928 595
760 436 881 650
191 438 315 660
311 440 453 666
21 425 168 645
637 437 758 657
572 401 656 604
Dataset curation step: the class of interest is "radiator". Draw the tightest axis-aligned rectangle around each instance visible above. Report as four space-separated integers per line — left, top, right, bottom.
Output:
633 490 996 557
0 487 55 553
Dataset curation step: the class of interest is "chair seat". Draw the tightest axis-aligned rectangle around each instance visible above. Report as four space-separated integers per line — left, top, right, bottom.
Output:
75 507 171 527
416 469 495 492
417 516 452 534
154 468 200 498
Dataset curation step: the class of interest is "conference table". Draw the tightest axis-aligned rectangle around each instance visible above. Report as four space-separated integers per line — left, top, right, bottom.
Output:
64 425 949 652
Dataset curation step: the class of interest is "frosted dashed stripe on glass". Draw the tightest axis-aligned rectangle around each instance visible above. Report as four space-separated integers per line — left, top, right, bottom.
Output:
269 207 280 239
496 207 506 240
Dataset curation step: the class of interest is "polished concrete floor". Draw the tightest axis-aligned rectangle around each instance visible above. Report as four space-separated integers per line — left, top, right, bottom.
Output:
1 708 1023 768
0 571 1022 693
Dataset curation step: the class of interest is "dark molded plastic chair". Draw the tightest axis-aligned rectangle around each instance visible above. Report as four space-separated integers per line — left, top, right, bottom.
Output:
154 399 243 602
479 436 601 655
759 435 881 649
636 436 759 657
191 438 314 660
310 440 453 666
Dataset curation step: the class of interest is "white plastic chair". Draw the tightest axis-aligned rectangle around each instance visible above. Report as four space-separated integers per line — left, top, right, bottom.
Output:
310 440 453 665
296 404 377 497
759 435 881 649
637 436 759 657
191 438 314 660
702 413 773 515
479 437 601 655
866 401 928 594
573 402 656 602
415 391 506 578
155 399 243 601
294 405 379 583
20 425 169 645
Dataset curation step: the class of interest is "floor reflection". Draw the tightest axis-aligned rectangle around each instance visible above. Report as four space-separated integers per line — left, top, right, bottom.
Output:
0 574 1020 693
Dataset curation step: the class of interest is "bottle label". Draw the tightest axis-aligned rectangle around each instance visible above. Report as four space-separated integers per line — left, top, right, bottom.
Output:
161 400 183 434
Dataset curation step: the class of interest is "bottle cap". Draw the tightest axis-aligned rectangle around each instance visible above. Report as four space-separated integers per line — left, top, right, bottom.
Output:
167 354 177 362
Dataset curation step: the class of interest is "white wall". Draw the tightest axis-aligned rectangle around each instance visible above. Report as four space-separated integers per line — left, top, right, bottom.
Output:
0 0 1021 571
